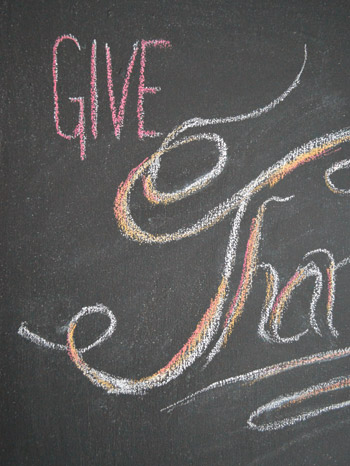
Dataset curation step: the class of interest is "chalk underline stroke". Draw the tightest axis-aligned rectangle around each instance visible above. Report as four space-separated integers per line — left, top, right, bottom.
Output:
19 44 350 430
162 346 350 431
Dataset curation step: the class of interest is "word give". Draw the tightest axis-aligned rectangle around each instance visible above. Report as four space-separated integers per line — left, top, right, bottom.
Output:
53 35 171 159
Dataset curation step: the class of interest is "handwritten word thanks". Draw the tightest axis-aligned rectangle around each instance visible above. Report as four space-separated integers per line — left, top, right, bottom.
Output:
22 44 350 431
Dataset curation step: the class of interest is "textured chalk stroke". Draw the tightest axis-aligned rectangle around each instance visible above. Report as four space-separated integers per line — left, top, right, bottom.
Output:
53 34 86 160
162 257 350 430
247 375 350 431
137 40 171 139
20 45 350 429
106 41 139 139
90 40 98 139
162 347 350 412
325 159 350 195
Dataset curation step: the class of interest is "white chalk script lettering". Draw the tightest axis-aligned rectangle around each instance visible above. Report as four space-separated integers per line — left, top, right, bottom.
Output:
20 44 350 431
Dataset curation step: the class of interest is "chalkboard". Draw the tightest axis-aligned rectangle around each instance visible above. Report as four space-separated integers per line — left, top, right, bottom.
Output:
2 1 350 464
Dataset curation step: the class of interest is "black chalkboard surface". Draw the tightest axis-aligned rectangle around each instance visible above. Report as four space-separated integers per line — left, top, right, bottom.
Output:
2 1 350 464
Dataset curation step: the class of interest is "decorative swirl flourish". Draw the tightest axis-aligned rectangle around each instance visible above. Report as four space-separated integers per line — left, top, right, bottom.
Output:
247 375 350 431
18 44 350 424
325 159 350 195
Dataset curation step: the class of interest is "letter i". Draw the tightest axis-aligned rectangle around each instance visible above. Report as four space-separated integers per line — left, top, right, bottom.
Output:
91 39 98 138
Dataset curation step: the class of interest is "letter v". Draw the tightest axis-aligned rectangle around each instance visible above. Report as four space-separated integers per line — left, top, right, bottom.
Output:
105 41 139 138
